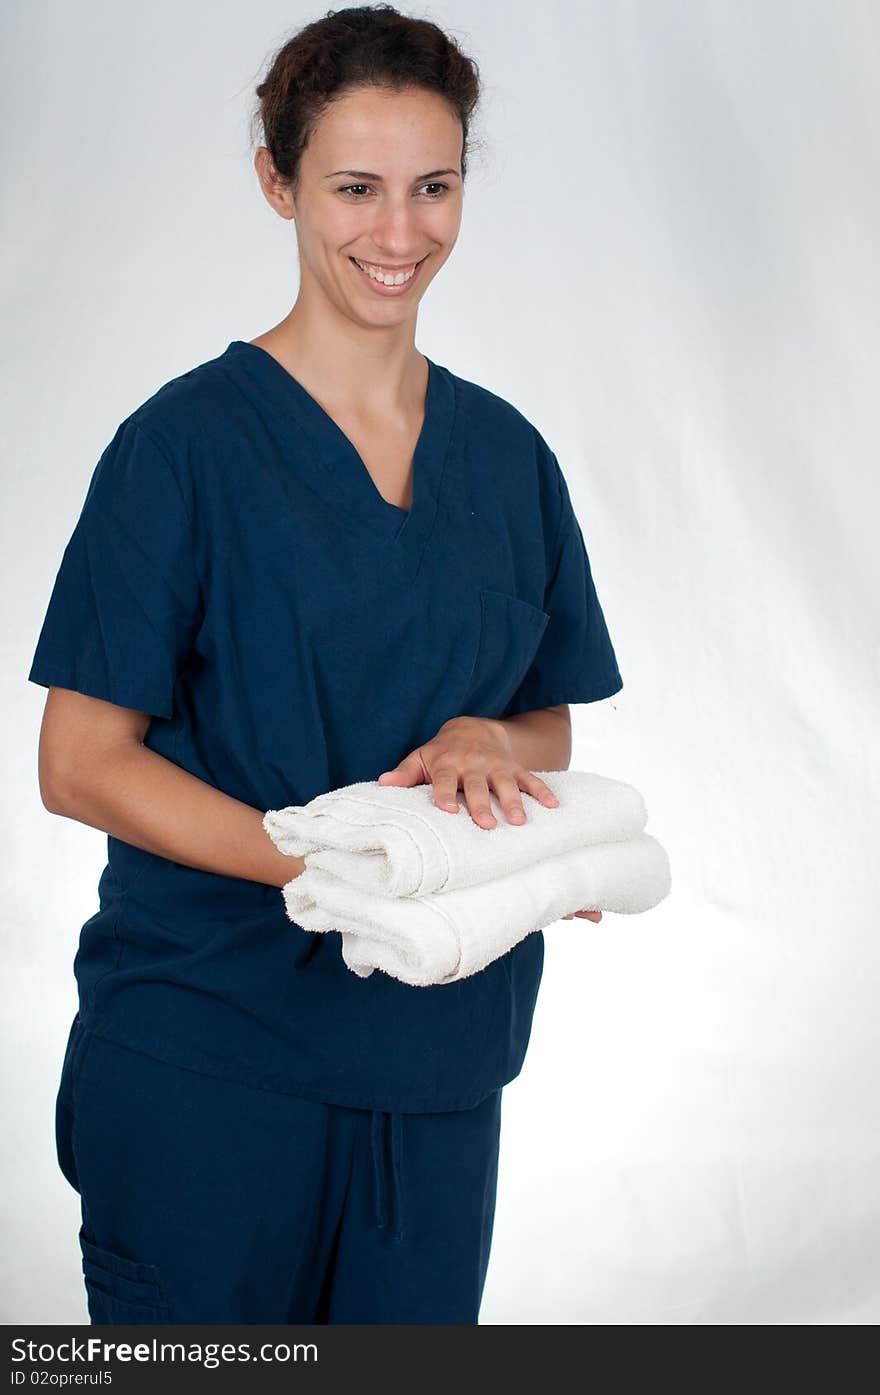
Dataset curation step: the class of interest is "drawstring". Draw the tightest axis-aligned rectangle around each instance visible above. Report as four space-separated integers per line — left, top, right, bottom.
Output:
370 1110 404 1242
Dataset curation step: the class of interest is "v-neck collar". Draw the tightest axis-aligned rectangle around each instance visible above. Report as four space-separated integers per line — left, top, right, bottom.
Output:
222 339 457 575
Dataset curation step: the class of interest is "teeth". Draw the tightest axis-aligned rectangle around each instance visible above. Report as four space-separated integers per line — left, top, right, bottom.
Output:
353 257 418 286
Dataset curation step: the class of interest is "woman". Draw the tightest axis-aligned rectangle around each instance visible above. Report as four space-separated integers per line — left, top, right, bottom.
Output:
29 5 622 1324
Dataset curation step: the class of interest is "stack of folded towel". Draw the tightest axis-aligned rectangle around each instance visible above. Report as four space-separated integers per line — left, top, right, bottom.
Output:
262 770 671 988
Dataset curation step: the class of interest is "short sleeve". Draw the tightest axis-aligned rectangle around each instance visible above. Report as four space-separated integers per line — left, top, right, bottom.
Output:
502 449 623 717
27 418 203 720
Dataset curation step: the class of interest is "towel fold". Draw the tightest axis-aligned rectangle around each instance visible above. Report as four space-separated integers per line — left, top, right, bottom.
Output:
263 769 648 898
281 832 671 987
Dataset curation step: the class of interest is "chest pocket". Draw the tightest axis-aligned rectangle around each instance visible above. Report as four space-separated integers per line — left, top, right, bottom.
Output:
461 588 550 718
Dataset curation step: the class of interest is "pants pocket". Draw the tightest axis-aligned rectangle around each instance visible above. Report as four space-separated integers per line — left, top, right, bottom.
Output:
78 1226 171 1324
55 1015 91 1193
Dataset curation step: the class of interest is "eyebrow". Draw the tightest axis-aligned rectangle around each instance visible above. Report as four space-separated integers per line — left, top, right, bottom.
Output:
323 168 461 181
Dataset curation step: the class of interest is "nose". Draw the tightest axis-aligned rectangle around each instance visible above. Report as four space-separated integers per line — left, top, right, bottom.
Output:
368 199 426 264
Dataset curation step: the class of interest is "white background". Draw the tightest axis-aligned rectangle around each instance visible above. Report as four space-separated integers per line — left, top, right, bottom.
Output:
5 0 879 1323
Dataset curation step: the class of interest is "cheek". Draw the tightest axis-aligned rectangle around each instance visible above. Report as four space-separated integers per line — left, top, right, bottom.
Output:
331 207 368 247
298 206 363 260
428 206 461 250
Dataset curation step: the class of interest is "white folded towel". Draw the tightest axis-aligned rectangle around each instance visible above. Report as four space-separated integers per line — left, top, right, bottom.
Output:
263 770 671 988
263 770 648 898
281 833 671 987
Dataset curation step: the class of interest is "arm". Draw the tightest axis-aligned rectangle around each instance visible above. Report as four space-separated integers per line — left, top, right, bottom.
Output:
485 703 572 772
38 687 303 889
437 706 571 776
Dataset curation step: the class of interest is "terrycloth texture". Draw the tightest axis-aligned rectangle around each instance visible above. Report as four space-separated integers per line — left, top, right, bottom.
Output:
281 833 671 987
263 770 648 898
264 771 671 988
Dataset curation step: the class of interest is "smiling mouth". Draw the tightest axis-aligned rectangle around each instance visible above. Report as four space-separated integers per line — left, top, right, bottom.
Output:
349 254 428 286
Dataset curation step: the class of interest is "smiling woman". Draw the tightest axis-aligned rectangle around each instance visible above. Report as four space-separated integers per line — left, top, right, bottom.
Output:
29 2 623 1328
252 80 466 319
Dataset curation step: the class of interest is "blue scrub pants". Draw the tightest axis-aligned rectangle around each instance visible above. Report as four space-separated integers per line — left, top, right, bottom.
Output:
55 1015 503 1325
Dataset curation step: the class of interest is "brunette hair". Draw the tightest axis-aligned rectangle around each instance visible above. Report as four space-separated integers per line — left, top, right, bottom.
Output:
251 5 482 192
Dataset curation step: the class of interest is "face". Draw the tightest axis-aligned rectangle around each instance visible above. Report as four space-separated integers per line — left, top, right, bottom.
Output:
256 84 464 323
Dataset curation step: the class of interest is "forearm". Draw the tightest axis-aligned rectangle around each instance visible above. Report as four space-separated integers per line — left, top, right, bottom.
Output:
49 742 303 889
446 709 571 772
496 707 572 770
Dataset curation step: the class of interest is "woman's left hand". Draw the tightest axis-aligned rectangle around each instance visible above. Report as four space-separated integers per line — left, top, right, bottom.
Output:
377 717 603 923
376 715 560 829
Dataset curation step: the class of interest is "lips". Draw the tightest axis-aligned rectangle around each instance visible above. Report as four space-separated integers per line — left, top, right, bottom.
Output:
353 257 419 274
348 253 429 292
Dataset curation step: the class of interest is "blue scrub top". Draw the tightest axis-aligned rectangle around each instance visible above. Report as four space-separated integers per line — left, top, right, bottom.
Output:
28 340 623 1112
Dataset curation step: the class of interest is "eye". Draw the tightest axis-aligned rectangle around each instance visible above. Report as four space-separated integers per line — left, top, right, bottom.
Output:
337 182 450 200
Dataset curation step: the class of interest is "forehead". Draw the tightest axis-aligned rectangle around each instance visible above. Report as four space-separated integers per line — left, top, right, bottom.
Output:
306 85 462 167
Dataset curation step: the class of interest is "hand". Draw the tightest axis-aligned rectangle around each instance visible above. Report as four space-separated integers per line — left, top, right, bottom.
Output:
376 715 560 829
561 909 603 923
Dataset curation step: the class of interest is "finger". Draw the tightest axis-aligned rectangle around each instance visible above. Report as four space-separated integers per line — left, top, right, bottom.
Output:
488 769 528 825
562 910 602 921
517 771 560 808
430 764 461 813
377 751 428 787
461 771 497 828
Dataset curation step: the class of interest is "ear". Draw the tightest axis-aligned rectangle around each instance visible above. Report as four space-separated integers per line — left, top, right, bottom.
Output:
254 147 296 223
